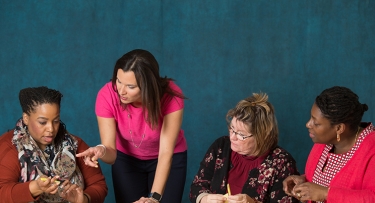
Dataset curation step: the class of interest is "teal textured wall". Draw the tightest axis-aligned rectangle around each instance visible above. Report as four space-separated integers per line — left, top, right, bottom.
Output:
1 1 374 202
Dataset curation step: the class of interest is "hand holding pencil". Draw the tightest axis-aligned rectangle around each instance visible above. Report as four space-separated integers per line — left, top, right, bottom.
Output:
221 184 231 203
224 184 255 203
40 177 62 185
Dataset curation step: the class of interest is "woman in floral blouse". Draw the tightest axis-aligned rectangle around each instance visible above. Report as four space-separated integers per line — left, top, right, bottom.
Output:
190 92 300 203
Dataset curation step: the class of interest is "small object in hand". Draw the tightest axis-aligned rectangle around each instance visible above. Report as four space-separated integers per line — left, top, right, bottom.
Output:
224 184 231 203
227 184 231 195
296 192 301 198
40 177 61 185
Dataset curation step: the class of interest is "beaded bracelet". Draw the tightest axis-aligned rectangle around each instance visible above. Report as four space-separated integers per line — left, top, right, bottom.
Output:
96 144 106 158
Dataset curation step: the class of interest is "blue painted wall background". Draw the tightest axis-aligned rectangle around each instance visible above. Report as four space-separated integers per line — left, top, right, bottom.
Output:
1 1 374 202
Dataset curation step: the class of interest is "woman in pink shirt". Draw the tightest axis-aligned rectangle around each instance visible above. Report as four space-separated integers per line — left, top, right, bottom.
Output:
283 86 375 202
77 49 188 203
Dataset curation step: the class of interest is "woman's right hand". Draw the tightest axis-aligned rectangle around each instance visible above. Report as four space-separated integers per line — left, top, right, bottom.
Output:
30 176 61 197
282 175 306 196
227 194 256 203
76 145 105 168
201 194 227 203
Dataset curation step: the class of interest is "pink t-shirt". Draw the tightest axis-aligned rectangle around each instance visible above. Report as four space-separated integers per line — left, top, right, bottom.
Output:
95 81 187 160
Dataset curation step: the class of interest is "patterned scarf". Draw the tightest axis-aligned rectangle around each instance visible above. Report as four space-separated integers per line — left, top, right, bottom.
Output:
12 118 84 203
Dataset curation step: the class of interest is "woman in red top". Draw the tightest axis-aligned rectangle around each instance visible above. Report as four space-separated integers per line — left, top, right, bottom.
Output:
283 86 375 202
0 86 107 203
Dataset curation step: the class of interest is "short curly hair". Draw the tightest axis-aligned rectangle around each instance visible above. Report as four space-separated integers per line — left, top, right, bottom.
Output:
19 86 66 149
19 86 63 115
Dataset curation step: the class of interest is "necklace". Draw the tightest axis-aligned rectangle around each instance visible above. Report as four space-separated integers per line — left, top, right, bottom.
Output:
126 107 146 148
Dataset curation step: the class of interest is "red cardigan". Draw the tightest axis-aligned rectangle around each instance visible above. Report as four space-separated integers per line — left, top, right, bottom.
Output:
305 123 375 203
0 130 108 203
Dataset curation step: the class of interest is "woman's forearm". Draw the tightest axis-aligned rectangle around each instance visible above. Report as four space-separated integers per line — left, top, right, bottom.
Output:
99 146 117 164
150 152 173 195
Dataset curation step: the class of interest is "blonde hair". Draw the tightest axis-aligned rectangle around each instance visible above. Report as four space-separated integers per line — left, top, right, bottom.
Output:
226 92 278 156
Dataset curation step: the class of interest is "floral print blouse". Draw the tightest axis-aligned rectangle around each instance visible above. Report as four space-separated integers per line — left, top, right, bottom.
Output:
189 136 300 203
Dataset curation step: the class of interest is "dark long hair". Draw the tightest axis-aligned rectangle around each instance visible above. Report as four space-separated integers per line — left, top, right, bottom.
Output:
111 49 186 129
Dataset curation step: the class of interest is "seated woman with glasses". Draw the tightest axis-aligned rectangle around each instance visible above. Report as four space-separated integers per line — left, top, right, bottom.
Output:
189 93 300 203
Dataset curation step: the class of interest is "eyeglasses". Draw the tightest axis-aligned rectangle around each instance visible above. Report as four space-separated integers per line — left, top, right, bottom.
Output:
228 126 253 141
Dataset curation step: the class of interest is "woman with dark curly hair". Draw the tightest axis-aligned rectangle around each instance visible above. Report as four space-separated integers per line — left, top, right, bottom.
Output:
0 86 107 203
283 86 375 202
190 92 299 203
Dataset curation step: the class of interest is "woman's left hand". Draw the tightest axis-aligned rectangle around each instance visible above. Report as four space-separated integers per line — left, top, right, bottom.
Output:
292 182 328 202
59 180 87 203
227 194 256 203
132 197 158 203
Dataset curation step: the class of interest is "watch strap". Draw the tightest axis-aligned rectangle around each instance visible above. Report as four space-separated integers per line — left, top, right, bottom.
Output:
148 192 162 201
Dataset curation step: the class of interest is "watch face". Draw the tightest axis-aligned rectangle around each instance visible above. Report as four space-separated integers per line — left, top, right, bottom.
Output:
151 192 162 201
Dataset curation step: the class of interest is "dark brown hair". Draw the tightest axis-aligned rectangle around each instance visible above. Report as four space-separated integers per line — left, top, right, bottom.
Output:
226 92 278 156
111 49 186 129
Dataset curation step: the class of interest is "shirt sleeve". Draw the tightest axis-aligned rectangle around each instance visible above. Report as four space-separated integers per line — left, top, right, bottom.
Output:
267 151 300 203
0 131 37 203
162 81 185 115
326 146 375 202
189 137 227 202
95 83 116 118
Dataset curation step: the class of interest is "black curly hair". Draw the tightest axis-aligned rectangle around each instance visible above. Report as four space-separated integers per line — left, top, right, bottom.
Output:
315 86 368 130
19 86 67 148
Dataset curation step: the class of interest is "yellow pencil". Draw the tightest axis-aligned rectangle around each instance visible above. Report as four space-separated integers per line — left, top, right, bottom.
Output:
227 183 231 196
40 177 61 184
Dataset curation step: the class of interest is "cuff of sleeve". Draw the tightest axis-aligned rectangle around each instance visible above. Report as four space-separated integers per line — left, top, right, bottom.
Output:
84 193 90 203
12 182 39 202
196 193 209 203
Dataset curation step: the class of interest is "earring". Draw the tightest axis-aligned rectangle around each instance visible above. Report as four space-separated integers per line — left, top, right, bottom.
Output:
337 133 340 142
